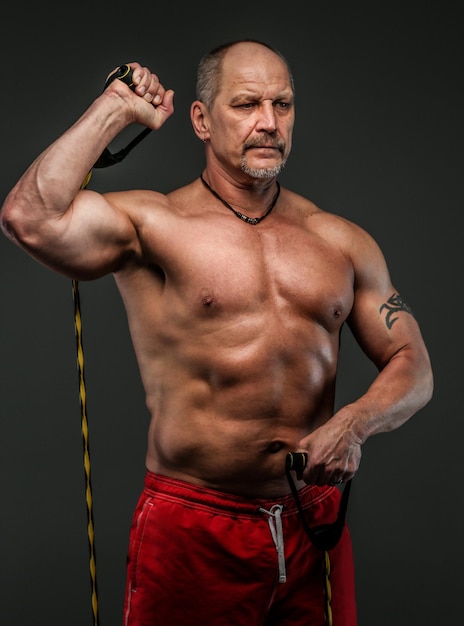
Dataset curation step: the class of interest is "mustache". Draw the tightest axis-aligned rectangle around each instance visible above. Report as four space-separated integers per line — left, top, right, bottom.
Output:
243 136 285 153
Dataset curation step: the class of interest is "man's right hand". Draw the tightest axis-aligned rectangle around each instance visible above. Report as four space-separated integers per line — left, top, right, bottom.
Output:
104 62 175 131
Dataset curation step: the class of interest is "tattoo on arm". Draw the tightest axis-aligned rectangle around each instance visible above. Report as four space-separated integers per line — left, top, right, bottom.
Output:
379 292 415 329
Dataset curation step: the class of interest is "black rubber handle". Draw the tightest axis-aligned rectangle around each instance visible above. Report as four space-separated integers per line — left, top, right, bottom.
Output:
93 64 150 169
104 64 134 91
285 451 308 473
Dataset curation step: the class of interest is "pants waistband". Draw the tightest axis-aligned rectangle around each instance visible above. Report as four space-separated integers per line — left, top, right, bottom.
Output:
143 470 335 517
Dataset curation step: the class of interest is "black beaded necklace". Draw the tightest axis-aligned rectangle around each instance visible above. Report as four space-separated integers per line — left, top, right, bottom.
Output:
200 174 280 225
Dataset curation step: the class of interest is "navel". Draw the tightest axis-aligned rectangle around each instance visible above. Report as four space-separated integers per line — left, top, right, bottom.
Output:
267 441 285 454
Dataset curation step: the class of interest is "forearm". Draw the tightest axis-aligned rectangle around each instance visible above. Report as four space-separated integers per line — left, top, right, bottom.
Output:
337 343 433 444
1 91 130 239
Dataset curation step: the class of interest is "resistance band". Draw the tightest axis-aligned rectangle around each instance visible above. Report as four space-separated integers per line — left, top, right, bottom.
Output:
72 65 151 626
286 452 353 626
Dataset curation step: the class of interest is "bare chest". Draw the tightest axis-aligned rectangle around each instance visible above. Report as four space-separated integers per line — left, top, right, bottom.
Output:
151 217 355 332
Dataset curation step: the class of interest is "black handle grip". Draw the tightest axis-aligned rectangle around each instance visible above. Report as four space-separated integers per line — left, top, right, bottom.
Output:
104 64 134 91
285 451 308 473
93 64 150 169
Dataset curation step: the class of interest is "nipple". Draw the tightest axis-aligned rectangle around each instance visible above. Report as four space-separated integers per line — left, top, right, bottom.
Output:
202 295 215 307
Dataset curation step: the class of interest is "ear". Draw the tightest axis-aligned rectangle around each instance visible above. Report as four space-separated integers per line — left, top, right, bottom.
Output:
190 100 210 142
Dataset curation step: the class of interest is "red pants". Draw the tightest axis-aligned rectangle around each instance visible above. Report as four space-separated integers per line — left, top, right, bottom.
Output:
123 472 357 625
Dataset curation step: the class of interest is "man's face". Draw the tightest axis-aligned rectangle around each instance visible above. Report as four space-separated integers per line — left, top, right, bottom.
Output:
207 43 295 180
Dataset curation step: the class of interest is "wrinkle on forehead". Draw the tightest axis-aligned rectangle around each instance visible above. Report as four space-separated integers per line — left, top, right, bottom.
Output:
220 43 292 96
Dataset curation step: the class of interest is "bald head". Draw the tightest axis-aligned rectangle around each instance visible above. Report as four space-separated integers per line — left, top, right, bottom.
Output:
196 39 294 109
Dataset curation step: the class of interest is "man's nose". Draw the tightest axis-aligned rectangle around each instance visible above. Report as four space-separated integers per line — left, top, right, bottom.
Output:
256 103 278 133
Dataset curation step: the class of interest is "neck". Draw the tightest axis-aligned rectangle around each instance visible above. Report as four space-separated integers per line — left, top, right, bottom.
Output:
200 175 280 226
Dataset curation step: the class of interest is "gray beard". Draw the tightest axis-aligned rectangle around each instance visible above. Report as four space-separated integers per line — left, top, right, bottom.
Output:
240 158 286 180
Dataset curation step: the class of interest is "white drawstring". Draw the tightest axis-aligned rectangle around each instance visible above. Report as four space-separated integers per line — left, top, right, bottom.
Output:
259 504 286 583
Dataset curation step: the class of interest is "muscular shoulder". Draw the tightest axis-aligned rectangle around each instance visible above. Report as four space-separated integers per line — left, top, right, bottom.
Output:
285 189 377 251
285 188 390 287
103 179 202 223
101 181 208 271
103 187 176 224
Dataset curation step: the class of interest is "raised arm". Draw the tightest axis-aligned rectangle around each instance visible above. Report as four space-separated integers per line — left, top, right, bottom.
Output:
299 223 433 485
0 63 174 279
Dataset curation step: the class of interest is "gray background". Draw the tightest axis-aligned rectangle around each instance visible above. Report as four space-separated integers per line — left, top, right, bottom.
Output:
0 2 461 625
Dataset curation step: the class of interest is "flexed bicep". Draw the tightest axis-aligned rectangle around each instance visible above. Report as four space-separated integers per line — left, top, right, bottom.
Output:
25 188 140 280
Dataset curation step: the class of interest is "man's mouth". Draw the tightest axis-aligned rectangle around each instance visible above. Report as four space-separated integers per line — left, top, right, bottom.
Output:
245 143 284 154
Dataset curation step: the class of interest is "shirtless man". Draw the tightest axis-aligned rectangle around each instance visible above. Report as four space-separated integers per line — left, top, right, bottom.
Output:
1 40 433 625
